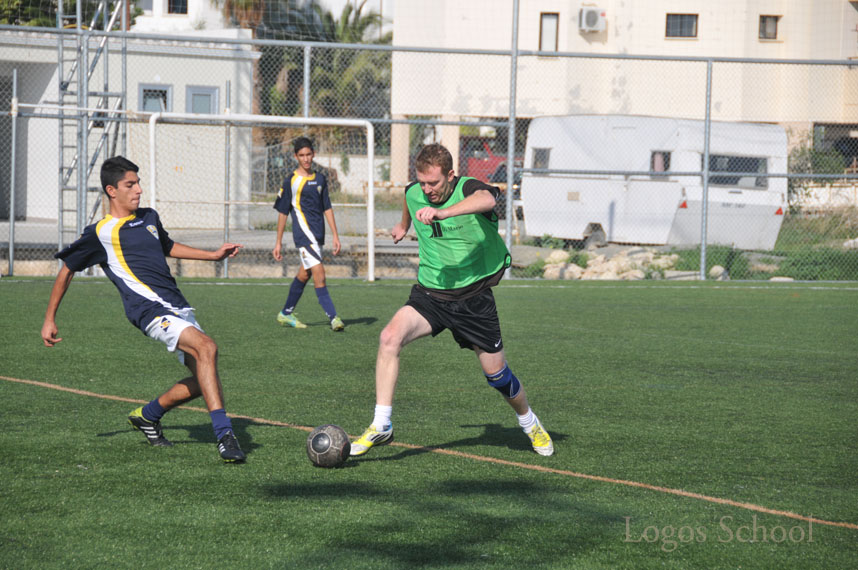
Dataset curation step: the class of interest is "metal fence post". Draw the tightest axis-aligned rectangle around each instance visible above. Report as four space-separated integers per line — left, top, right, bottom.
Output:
8 68 17 276
699 59 713 280
304 45 311 118
224 80 231 278
505 0 520 273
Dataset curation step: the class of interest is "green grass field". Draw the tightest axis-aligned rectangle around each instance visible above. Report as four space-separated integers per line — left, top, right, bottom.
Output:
1 278 857 569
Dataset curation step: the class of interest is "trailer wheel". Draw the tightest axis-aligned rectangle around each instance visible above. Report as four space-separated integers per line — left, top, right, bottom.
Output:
583 224 607 248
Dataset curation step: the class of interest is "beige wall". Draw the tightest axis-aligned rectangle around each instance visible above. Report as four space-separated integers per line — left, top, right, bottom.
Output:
389 0 858 184
392 0 858 121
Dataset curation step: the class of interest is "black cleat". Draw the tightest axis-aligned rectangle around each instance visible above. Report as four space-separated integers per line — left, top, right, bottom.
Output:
217 431 246 463
128 406 173 447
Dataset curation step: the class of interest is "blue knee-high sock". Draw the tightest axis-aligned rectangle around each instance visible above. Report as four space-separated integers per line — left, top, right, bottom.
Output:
315 286 337 320
142 398 166 422
210 409 234 441
282 277 307 314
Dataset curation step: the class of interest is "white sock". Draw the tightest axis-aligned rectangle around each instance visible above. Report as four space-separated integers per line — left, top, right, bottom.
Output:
372 405 392 430
517 408 538 432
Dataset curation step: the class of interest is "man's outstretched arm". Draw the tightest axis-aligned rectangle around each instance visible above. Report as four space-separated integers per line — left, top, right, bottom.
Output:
169 242 242 261
42 264 75 347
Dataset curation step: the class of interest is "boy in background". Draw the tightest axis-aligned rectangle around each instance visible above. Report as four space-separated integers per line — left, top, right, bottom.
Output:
272 137 345 331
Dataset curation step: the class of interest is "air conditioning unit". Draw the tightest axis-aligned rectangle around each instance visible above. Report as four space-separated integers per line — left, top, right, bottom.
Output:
579 7 606 33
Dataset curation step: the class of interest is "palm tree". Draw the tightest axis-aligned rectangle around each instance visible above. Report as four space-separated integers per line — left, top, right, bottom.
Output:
310 1 391 119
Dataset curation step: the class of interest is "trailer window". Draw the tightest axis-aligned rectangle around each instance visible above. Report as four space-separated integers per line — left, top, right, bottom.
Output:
651 151 671 175
532 148 551 170
704 154 768 189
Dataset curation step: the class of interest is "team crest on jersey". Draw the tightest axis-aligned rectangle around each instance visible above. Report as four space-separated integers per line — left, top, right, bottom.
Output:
146 225 158 239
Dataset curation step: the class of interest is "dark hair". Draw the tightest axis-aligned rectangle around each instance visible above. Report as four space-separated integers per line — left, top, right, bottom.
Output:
100 156 139 195
293 136 314 154
415 143 453 175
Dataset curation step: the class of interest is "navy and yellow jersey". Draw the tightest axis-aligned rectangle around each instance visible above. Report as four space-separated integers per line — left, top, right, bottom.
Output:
55 207 191 332
273 170 332 248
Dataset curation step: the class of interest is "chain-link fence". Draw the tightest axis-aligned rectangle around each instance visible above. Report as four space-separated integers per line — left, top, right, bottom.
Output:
2 24 857 281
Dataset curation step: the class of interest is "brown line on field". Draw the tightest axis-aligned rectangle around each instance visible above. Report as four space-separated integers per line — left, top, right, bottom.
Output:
3 374 856 531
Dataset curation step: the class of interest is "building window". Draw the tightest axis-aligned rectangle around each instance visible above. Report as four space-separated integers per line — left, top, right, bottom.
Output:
186 86 219 114
705 154 768 189
539 13 559 52
532 148 551 170
651 151 671 175
168 0 188 15
139 84 172 112
666 14 698 38
759 15 780 40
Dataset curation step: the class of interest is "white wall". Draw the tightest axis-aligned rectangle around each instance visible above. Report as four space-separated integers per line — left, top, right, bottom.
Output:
0 35 257 227
132 0 233 34
391 0 858 122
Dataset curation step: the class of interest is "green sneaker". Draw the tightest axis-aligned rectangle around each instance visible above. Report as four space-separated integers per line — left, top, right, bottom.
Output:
128 406 173 447
330 316 345 331
277 311 307 329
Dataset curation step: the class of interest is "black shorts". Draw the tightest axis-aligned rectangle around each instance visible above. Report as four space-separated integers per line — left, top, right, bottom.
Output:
405 285 504 353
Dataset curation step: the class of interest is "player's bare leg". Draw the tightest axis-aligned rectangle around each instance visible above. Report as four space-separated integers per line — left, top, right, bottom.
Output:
174 327 225 412
164 327 245 462
351 306 432 456
375 305 433 406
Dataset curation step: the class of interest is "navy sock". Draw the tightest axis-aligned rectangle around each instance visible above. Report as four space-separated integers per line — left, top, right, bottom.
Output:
142 398 166 422
282 277 307 314
315 286 337 320
210 409 234 441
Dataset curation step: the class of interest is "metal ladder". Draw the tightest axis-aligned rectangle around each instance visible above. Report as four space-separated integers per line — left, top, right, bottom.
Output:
56 0 126 249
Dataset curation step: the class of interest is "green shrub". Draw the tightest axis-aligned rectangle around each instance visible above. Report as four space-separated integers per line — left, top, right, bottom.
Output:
671 245 752 279
568 251 589 268
776 248 858 281
512 258 545 278
776 207 858 251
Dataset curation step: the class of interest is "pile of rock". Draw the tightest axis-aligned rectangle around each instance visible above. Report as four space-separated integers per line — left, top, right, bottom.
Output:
541 247 695 281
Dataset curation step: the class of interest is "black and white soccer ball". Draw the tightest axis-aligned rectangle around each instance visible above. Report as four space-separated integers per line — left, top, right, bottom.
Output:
306 424 351 468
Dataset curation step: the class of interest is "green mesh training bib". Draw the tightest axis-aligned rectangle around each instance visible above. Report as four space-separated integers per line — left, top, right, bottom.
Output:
405 177 511 290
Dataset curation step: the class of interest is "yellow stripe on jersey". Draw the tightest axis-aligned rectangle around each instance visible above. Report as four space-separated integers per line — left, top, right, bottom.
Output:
291 171 319 247
108 214 155 294
95 217 111 237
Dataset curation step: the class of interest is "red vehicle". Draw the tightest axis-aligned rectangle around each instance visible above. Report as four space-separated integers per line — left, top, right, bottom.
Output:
459 136 523 219
460 136 514 183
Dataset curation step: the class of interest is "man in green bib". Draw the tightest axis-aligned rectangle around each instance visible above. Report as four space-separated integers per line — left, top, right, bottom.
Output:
351 143 554 457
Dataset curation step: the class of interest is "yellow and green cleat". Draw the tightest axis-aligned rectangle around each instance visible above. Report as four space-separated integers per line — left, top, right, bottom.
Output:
349 424 393 456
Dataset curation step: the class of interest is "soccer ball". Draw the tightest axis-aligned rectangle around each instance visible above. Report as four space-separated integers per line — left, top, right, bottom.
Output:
306 424 351 468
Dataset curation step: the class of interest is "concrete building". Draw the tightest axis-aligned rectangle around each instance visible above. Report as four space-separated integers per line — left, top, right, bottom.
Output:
389 0 858 185
0 0 257 230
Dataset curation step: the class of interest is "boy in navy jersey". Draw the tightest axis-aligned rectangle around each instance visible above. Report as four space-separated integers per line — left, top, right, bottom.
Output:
41 156 247 463
272 137 345 331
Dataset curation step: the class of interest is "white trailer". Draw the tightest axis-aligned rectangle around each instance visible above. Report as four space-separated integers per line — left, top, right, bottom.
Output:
520 115 788 250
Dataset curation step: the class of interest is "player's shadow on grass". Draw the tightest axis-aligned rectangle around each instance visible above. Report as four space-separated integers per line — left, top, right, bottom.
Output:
303 316 377 327
100 417 263 456
354 423 569 463
263 479 374 500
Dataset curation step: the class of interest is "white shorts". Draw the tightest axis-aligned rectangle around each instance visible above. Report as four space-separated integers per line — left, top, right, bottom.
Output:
144 307 203 364
298 244 323 270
